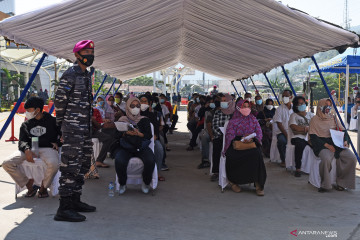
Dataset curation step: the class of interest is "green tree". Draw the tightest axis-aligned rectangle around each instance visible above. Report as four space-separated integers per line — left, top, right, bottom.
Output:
127 76 153 86
1 68 24 100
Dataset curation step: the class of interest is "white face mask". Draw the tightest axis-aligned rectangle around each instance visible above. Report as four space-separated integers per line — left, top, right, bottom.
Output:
283 96 290 104
246 98 251 102
140 104 149 111
265 105 274 110
25 110 38 120
130 107 140 116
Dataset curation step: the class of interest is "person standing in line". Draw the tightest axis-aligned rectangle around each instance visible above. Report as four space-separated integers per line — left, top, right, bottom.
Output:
54 40 96 222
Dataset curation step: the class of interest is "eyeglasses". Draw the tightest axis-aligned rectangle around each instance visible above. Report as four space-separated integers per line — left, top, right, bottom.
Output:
130 104 140 109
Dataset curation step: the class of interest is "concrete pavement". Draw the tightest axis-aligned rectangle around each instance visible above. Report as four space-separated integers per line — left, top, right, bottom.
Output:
0 111 360 240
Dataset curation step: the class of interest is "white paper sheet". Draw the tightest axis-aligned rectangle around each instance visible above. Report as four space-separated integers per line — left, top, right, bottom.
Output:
330 129 345 149
114 122 129 132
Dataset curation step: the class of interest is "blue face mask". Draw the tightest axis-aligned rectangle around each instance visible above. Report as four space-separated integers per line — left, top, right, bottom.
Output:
160 99 165 104
297 104 307 112
196 98 200 103
209 103 216 109
256 99 263 105
97 101 104 107
220 102 229 109
152 103 157 108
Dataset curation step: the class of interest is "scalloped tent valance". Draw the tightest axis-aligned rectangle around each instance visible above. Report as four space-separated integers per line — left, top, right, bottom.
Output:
0 0 358 80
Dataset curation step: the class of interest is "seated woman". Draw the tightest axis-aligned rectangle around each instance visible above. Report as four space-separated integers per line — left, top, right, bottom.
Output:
256 99 276 158
139 94 165 181
252 95 263 117
309 99 356 192
113 97 155 194
224 100 266 196
107 95 124 121
96 95 115 122
289 96 314 177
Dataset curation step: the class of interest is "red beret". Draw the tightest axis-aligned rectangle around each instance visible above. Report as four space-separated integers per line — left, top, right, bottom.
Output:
73 40 94 53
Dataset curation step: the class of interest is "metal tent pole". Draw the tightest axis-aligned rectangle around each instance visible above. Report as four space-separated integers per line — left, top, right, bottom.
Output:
0 53 48 140
263 73 280 105
311 56 360 163
105 78 117 97
93 74 108 101
115 81 123 94
231 81 240 97
249 77 258 93
239 80 247 93
281 66 297 96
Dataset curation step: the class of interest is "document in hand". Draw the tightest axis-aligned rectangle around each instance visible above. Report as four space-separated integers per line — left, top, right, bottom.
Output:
330 129 345 148
114 122 129 132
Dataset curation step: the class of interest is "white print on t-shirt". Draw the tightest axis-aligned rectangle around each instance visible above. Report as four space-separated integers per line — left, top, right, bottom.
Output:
30 126 47 137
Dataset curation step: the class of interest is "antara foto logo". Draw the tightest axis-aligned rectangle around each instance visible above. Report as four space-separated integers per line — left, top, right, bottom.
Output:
290 229 298 237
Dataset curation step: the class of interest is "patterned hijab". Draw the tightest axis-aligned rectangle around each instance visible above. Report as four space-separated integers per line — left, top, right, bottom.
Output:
118 97 144 124
98 95 114 115
221 93 235 115
309 98 343 138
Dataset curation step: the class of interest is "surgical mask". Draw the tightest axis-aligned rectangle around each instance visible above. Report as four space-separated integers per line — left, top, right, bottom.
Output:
333 93 336 96
265 105 273 110
140 104 149 111
246 98 251 102
283 96 290 104
256 99 263 105
196 98 200 103
209 103 216 109
321 106 332 115
97 101 104 107
130 107 140 116
160 99 165 104
25 110 38 120
78 53 94 67
220 102 229 109
152 103 157 108
239 108 251 116
115 98 121 104
297 104 307 112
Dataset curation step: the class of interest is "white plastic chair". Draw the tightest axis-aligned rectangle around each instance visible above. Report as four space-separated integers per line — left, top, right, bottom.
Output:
349 118 357 131
285 129 295 171
307 146 336 189
115 124 158 192
219 120 229 192
15 150 61 198
209 141 213 174
91 138 103 161
270 123 281 163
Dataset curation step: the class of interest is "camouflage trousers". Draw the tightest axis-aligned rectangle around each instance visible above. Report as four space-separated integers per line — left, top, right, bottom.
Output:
59 131 92 197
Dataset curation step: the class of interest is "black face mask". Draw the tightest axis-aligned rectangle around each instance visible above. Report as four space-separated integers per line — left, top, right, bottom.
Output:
78 53 94 67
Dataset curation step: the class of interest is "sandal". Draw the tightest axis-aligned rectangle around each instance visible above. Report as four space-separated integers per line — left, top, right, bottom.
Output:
334 185 345 191
25 185 40 198
38 190 49 198
229 182 241 193
96 162 110 168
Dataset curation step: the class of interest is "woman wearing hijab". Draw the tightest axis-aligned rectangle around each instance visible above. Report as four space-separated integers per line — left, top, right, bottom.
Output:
252 95 264 117
224 100 266 196
96 95 115 122
309 99 356 192
211 93 235 182
113 97 155 195
256 99 276 157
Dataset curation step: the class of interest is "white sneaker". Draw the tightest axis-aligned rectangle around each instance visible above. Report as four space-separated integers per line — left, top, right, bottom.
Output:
119 185 126 195
141 183 150 194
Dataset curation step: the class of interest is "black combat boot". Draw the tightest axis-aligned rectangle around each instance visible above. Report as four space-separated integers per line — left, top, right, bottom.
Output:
54 196 86 222
72 193 96 212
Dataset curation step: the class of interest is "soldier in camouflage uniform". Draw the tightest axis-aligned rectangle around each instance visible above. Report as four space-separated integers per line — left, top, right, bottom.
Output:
54 40 96 222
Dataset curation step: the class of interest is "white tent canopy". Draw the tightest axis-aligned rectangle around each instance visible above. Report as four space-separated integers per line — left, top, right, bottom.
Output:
0 0 358 80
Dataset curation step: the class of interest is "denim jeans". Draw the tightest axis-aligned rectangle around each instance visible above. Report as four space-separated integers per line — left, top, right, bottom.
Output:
154 140 164 171
200 130 210 160
277 133 287 163
114 147 155 186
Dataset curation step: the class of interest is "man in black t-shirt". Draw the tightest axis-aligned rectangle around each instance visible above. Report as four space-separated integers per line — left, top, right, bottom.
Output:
3 97 61 198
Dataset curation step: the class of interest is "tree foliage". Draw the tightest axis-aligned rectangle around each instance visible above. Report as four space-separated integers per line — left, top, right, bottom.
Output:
127 76 153 86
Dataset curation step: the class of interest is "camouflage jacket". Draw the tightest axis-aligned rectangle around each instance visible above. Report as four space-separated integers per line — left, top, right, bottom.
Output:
54 62 93 133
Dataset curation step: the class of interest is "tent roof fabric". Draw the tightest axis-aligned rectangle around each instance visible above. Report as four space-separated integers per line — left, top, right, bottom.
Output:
308 48 360 74
0 0 358 80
